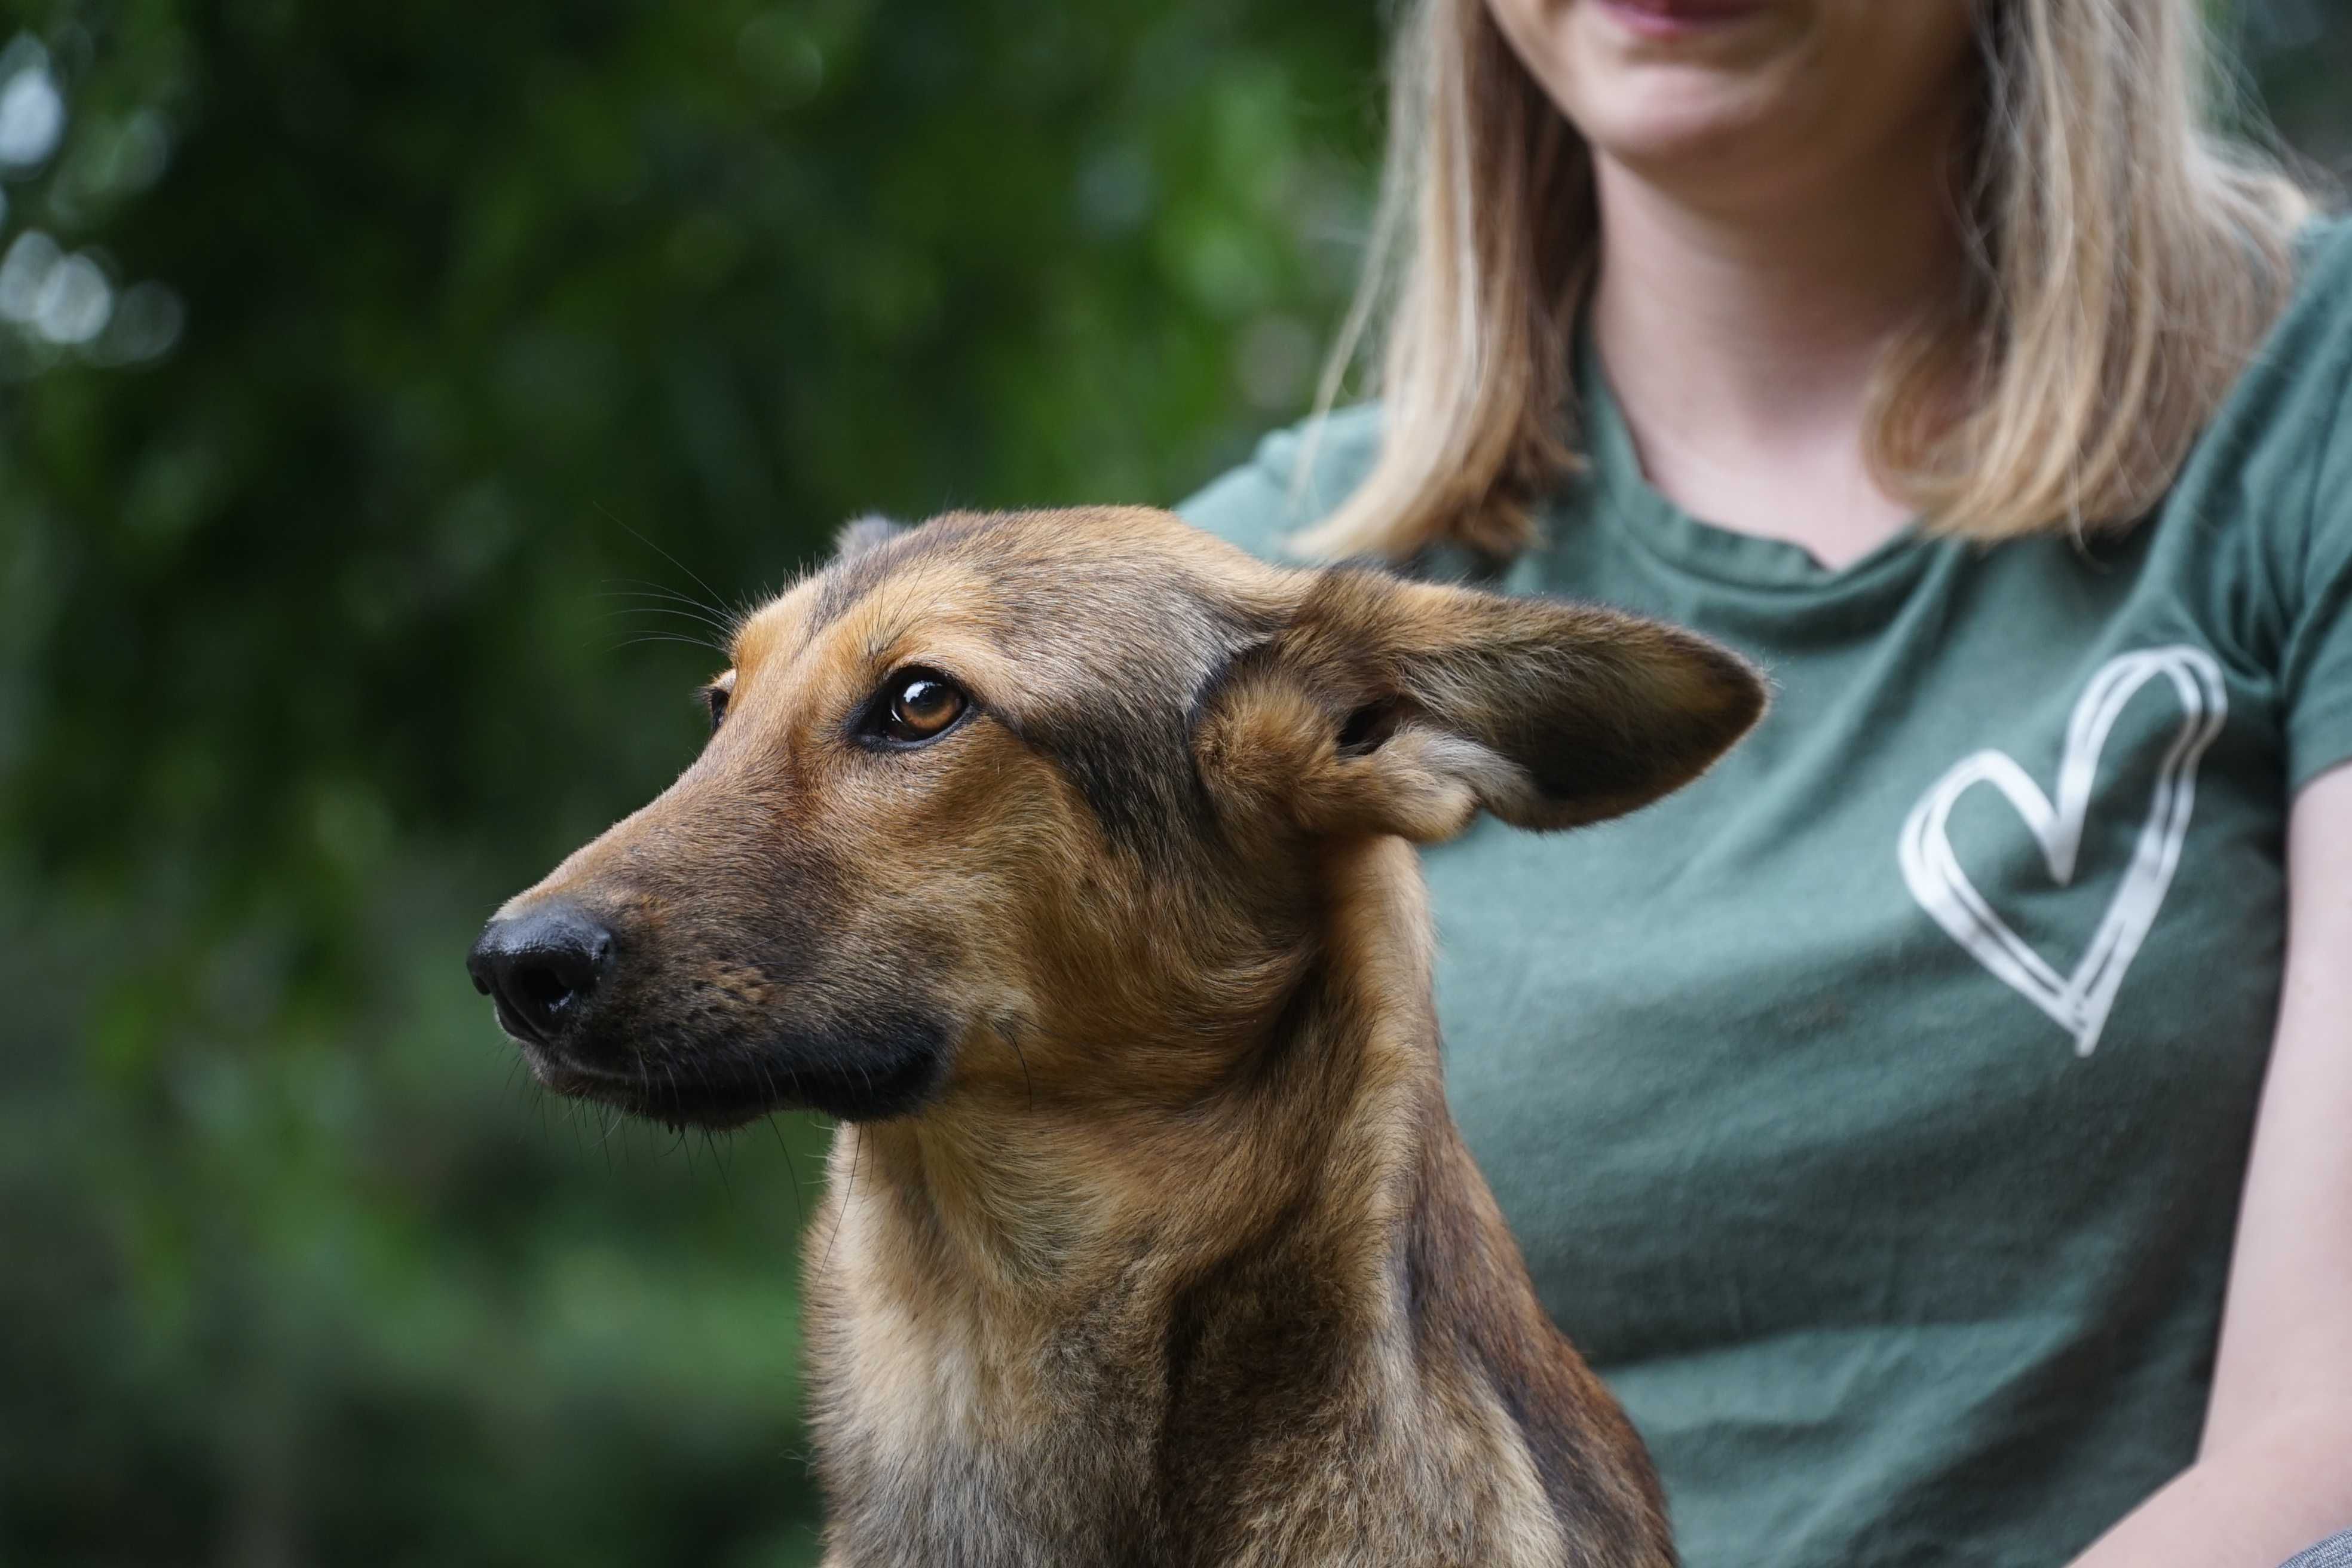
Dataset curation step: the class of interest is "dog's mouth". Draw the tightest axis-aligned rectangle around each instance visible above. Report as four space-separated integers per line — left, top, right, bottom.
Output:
513 1016 950 1128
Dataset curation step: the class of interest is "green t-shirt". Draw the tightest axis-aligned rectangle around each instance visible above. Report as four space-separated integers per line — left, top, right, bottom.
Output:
1178 219 2352 1567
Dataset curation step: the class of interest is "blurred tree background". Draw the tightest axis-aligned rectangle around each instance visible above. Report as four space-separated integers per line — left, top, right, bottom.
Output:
0 2 2342 1564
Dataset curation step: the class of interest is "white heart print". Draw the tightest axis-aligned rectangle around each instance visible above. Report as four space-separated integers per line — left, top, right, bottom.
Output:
1897 646 2228 1057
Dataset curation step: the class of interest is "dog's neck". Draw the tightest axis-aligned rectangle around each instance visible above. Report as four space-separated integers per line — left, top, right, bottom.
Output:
839 834 1440 1300
806 838 1449 1528
802 835 1670 1567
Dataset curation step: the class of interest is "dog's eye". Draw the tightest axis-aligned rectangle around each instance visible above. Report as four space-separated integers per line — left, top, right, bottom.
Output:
875 670 967 745
702 681 730 734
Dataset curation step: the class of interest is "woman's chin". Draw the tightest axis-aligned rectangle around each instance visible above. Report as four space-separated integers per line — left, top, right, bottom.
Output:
1545 16 1806 174
1578 90 1794 181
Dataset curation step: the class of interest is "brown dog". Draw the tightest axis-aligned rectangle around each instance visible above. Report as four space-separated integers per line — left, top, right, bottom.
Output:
468 507 1763 1566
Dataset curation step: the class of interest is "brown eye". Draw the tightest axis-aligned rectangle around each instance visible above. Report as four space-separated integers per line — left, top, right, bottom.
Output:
878 670 967 744
701 679 731 734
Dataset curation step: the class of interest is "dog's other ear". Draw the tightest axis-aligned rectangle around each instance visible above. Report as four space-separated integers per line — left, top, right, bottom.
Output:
1196 569 1766 843
833 513 909 563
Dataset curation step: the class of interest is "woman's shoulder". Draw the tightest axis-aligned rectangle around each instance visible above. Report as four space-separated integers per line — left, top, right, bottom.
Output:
1175 404 1385 562
2303 214 2352 505
2185 212 2352 512
2264 210 2352 396
2298 209 2352 286
2171 210 2352 791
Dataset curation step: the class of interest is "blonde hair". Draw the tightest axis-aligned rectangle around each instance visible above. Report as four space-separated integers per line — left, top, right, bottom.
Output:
1294 0 2316 562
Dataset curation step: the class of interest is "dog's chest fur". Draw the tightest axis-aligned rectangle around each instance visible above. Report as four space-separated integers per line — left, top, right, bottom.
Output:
804 1156 1603 1567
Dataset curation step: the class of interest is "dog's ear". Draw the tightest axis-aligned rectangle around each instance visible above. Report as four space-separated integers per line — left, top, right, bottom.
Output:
1195 569 1766 843
833 513 908 563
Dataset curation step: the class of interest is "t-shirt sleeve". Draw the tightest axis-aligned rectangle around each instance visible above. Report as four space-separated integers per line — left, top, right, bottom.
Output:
2283 251 2352 795
1174 407 1385 564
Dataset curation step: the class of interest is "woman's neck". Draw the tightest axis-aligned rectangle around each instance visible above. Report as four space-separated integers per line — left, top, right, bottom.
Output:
1588 125 1969 570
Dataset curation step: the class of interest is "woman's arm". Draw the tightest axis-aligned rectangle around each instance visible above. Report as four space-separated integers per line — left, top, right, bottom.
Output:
2065 762 2352 1567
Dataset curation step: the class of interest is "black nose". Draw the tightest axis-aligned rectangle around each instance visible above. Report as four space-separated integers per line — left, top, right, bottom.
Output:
467 904 615 1045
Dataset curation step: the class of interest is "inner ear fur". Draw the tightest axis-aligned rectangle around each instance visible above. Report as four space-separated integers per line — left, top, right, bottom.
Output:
1196 569 1768 841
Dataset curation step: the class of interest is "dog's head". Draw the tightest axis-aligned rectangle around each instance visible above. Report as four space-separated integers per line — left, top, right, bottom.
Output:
468 507 1763 1128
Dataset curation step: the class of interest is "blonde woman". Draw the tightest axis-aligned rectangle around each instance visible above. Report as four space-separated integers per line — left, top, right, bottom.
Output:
1182 1 2352 1563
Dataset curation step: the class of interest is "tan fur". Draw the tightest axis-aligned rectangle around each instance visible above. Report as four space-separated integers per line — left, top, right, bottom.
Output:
478 506 1766 1566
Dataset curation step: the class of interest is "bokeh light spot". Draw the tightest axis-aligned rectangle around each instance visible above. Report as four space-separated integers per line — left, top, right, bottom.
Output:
0 41 65 170
31 252 113 344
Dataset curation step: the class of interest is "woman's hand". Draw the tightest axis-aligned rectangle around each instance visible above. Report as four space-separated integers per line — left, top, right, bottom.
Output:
2066 762 2352 1566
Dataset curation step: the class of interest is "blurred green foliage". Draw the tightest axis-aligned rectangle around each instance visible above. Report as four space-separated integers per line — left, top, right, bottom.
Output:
0 2 2341 1564
0 2 1377 1562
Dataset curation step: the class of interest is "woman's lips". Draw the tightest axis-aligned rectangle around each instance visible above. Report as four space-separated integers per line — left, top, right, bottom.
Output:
1591 0 1772 41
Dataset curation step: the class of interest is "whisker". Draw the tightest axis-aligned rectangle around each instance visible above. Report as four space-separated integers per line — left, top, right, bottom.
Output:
600 618 735 654
819 1126 860 1280
598 601 739 636
706 1128 736 1202
596 506 739 626
598 580 741 628
598 578 729 612
1010 1028 1036 1116
595 594 741 639
765 1109 808 1232
609 632 728 656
